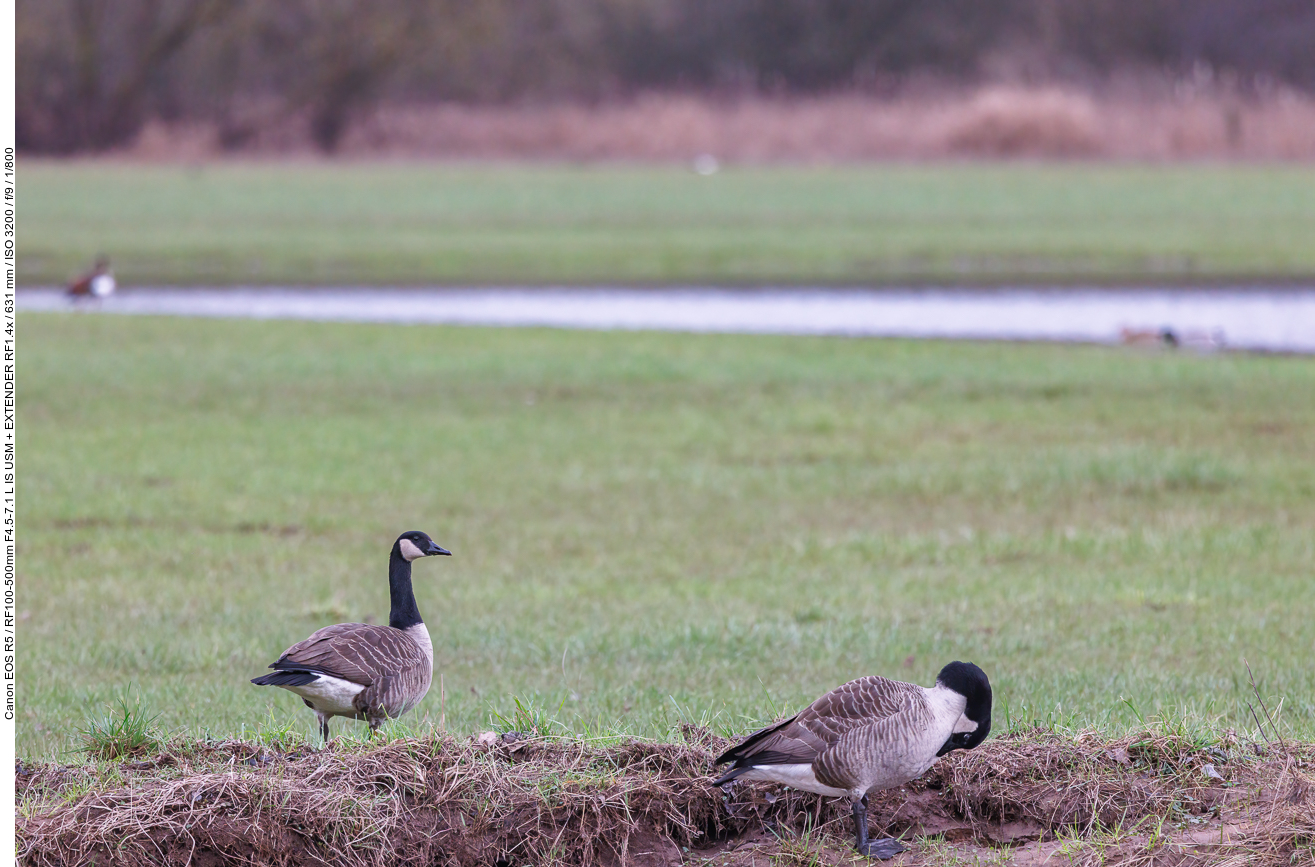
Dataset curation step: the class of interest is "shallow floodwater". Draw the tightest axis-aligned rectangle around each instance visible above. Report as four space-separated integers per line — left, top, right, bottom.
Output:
18 287 1315 353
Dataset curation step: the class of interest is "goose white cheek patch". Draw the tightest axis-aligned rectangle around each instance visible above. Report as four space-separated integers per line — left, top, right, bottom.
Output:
398 538 426 561
953 714 979 734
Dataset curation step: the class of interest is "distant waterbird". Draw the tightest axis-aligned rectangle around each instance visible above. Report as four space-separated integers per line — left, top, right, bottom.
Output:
1120 325 1226 352
251 530 451 743
713 661 992 859
66 256 116 299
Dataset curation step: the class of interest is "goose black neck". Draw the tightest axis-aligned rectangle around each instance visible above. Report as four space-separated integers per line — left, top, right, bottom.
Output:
388 548 423 630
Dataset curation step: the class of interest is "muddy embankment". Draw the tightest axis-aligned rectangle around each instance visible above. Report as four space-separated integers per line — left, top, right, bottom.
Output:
16 727 1315 866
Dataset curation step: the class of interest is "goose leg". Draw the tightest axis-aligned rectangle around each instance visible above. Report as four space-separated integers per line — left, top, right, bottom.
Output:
853 794 906 860
318 714 330 745
851 795 870 851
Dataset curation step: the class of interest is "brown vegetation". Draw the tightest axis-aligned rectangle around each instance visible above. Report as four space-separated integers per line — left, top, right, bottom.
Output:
16 727 1315 866
121 85 1315 162
20 0 1315 154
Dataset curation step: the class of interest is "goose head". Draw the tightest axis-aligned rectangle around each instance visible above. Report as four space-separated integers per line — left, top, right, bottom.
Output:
934 660 992 756
394 530 452 562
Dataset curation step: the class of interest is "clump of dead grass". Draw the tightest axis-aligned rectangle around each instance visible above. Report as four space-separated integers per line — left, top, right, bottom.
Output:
944 86 1103 157
18 732 750 866
15 727 1315 867
1232 753 1315 867
934 728 1315 867
938 727 1227 832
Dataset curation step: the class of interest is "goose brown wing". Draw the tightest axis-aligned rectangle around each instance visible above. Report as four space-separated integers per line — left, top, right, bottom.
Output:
717 676 922 767
270 623 427 686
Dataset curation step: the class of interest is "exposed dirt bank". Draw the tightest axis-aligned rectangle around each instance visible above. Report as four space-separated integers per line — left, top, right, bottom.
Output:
16 728 1314 866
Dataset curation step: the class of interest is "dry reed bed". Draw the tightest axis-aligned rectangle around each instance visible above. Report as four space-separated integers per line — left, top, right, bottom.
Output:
129 86 1315 162
15 729 1315 866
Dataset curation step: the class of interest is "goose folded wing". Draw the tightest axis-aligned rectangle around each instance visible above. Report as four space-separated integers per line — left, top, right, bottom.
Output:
270 623 427 686
719 676 922 766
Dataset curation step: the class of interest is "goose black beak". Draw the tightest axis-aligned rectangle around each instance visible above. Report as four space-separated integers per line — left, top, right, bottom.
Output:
428 543 452 556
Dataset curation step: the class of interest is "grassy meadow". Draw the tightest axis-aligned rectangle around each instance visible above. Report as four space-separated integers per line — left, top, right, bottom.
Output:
18 312 1315 760
20 161 1315 287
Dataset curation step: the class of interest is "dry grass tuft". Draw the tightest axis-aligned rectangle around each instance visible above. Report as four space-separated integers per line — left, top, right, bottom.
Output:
939 728 1223 832
15 729 1315 866
944 87 1102 157
18 734 748 866
933 730 1315 867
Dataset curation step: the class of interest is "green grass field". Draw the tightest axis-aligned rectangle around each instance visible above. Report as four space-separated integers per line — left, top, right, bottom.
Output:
19 312 1315 760
20 161 1315 286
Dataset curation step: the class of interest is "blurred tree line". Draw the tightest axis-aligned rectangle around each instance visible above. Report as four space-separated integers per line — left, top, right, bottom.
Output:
18 0 1315 153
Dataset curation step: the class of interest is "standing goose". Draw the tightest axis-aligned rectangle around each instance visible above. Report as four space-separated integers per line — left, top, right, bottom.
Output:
713 661 991 860
251 530 451 742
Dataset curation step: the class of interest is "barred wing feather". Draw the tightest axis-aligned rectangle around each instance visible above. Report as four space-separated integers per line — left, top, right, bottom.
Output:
271 623 427 686
716 676 925 768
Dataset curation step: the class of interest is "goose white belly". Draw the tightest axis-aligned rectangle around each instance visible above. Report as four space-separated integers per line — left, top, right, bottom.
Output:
90 274 115 297
284 675 366 718
736 763 850 797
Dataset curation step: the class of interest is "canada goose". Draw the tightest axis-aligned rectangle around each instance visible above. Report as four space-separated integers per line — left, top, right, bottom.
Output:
713 661 991 860
251 530 451 742
67 256 115 299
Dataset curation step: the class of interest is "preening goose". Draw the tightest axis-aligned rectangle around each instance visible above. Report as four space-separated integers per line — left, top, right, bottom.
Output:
67 256 115 299
251 530 451 742
713 661 992 860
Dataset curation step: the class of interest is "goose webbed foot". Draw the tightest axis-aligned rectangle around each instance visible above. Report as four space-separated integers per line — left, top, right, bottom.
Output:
851 794 906 860
856 838 907 860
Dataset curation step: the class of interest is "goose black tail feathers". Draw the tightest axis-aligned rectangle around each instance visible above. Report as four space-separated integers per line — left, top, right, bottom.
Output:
711 765 753 786
711 715 802 785
712 748 803 785
251 671 320 687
